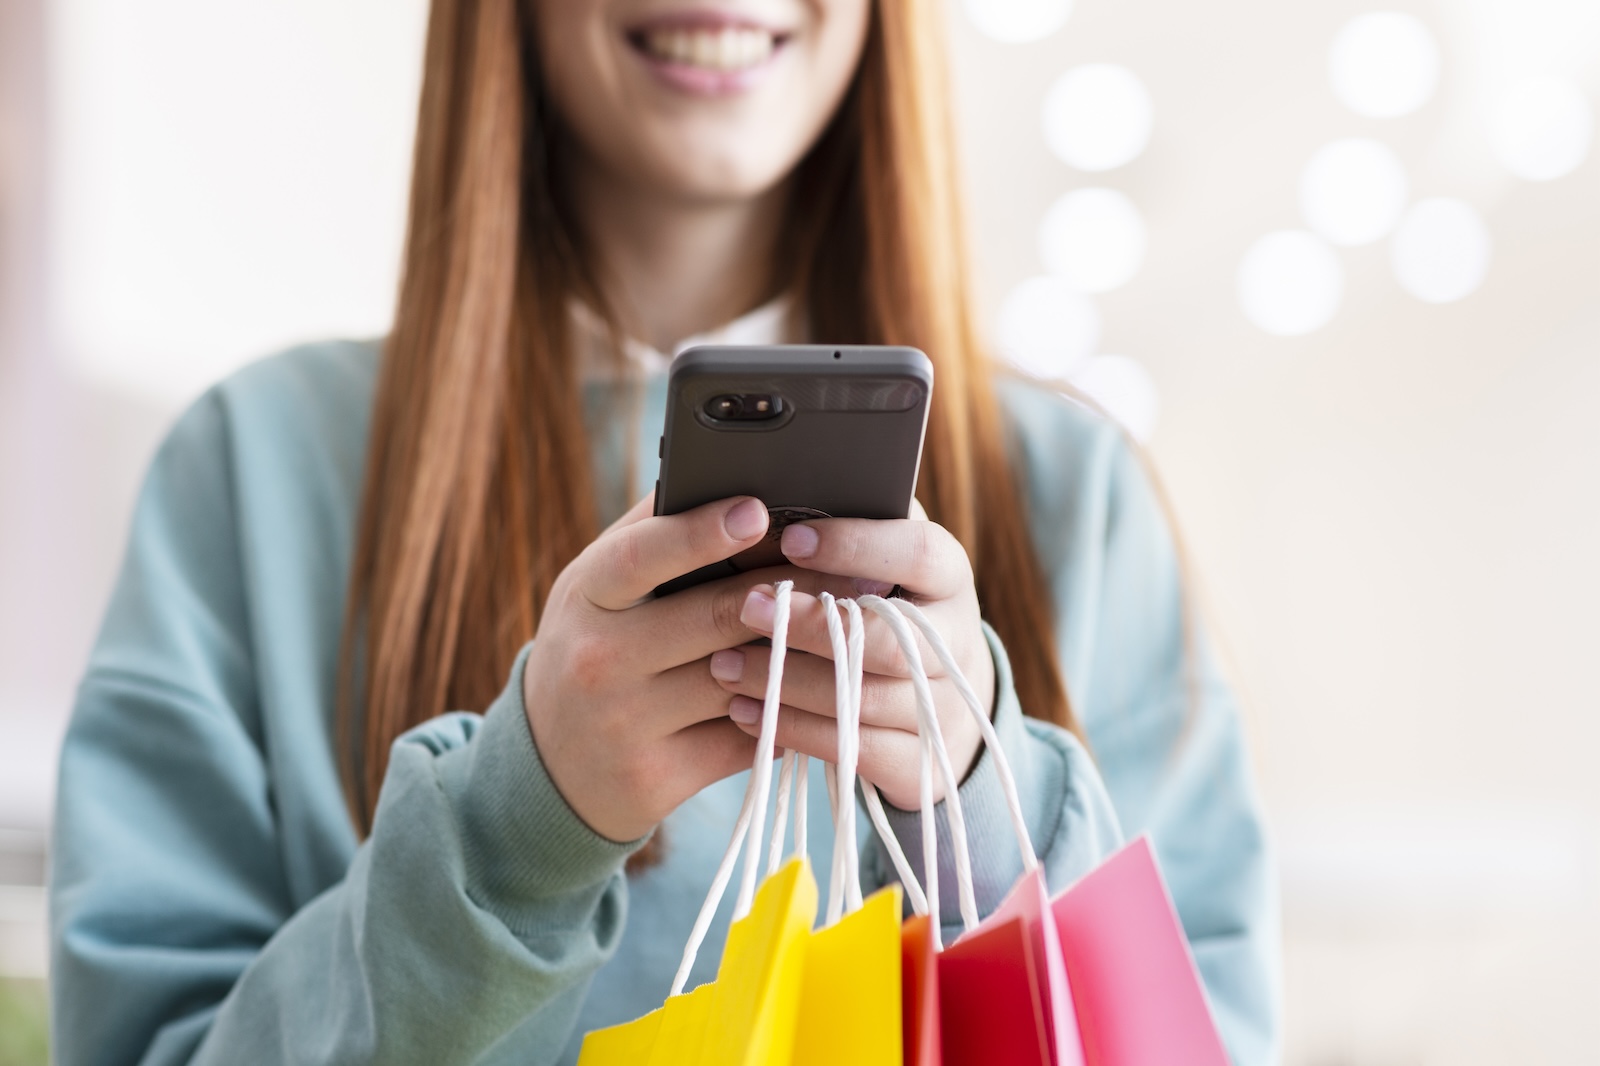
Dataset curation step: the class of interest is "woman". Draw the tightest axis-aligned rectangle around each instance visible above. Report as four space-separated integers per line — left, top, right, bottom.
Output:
50 0 1278 1062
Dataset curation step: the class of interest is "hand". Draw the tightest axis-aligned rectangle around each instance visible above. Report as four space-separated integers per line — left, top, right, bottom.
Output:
522 493 795 842
709 515 995 811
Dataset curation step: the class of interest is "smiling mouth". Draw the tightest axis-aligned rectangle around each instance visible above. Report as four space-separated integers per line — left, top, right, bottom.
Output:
627 24 791 74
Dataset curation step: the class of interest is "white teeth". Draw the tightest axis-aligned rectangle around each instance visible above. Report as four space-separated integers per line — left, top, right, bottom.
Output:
643 27 776 72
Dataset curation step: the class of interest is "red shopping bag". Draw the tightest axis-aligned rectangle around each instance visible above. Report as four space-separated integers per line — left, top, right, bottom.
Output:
937 912 1048 1066
1051 837 1228 1066
986 867 1086 1066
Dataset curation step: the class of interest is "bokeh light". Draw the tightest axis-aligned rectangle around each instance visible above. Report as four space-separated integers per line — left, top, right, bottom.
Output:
1299 138 1409 247
1487 78 1595 182
1391 197 1492 304
963 0 1073 44
1238 230 1344 336
1038 187 1148 293
995 274 1102 379
1328 11 1441 119
1069 354 1160 442
1042 64 1154 172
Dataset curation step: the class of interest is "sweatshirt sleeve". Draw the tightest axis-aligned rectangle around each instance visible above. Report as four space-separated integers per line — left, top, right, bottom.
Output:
50 391 641 1065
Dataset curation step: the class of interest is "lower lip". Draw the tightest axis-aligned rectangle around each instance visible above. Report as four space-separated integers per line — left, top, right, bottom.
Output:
630 43 784 97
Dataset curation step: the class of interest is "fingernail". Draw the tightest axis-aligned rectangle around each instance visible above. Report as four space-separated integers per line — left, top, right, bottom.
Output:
728 695 762 725
741 589 776 631
851 577 896 598
724 498 767 541
781 523 819 559
710 649 744 682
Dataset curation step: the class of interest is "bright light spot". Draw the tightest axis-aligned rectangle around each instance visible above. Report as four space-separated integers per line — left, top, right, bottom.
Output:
1041 64 1154 172
1038 188 1148 294
1329 12 1441 119
1068 355 1160 442
1299 138 1409 247
963 0 1072 44
1391 197 1492 304
995 275 1101 380
1487 77 1594 182
1238 230 1344 337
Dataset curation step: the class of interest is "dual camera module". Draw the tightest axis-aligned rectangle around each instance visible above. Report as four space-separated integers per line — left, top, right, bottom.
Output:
703 394 784 422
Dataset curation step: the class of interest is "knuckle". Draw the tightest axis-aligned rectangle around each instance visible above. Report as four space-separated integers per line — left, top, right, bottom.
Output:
563 630 615 695
614 750 654 800
601 527 643 587
710 586 750 642
854 722 885 769
858 677 896 724
683 513 714 560
907 522 938 582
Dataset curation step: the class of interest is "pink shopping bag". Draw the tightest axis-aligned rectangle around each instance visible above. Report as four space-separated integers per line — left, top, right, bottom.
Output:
1051 837 1228 1066
987 867 1086 1066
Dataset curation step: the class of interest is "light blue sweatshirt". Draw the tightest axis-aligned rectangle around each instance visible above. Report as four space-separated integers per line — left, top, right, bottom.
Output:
50 340 1279 1064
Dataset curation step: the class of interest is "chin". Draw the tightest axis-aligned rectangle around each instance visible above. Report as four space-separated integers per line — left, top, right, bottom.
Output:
630 121 805 203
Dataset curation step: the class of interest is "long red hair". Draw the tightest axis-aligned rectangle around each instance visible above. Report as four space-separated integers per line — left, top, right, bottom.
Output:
339 0 1079 837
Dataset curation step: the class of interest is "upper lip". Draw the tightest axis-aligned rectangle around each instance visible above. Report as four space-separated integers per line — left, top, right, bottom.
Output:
624 8 795 37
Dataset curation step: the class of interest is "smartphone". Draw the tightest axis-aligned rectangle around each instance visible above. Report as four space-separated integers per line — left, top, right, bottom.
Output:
653 344 933 596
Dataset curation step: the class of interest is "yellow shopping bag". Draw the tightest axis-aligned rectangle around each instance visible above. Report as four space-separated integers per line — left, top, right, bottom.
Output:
579 856 818 1066
791 883 903 1066
704 856 818 1065
581 584 913 1066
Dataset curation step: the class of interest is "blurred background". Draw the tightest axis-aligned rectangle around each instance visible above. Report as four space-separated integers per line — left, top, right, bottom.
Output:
0 0 1595 1061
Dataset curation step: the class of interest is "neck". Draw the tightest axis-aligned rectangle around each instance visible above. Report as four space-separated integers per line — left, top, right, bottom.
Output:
560 155 790 354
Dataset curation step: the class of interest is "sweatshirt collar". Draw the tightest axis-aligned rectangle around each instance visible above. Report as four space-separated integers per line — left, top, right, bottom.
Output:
573 296 799 381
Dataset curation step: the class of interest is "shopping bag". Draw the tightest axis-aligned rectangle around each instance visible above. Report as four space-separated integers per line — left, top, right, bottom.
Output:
578 857 817 1066
703 855 819 1065
899 913 941 1066
861 596 1082 1066
581 582 817 1066
1051 837 1229 1066
583 583 906 1066
792 593 902 1066
938 912 1048 1065
644 983 711 1066
981 868 1086 1065
879 598 1229 1065
792 885 904 1065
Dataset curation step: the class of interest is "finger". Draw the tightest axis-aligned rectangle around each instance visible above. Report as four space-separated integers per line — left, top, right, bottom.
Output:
712 646 920 733
615 567 858 675
740 585 948 680
777 517 973 600
727 699 932 806
645 657 768 733
664 717 761 796
581 496 770 611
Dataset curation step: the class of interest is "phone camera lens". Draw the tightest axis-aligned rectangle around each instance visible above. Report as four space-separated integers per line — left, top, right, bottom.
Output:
704 394 783 422
708 394 744 419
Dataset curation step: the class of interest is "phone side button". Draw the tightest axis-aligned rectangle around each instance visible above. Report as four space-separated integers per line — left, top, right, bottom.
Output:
658 435 664 458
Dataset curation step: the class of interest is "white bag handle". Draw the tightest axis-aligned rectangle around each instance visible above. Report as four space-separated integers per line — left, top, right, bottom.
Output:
853 595 1039 948
886 599 1038 873
669 582 1038 992
670 580 796 997
858 596 977 939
